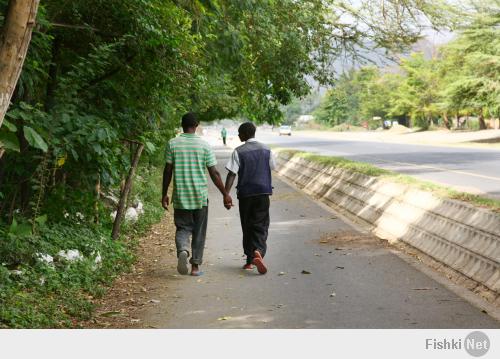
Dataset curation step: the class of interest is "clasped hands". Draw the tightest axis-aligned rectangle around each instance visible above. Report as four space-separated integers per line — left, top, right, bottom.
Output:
162 194 233 210
223 193 233 210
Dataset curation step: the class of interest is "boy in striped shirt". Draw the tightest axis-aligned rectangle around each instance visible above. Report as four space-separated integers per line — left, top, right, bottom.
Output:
162 113 232 276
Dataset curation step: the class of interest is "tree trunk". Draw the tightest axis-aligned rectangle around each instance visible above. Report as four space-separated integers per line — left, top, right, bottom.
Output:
0 0 40 128
94 173 100 224
443 112 450 129
478 108 487 130
111 143 144 240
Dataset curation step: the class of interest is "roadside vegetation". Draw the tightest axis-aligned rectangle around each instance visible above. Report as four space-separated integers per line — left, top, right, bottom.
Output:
279 149 500 213
0 0 474 327
310 2 500 131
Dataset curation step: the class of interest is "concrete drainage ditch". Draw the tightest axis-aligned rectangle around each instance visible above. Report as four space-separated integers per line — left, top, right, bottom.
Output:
275 151 500 305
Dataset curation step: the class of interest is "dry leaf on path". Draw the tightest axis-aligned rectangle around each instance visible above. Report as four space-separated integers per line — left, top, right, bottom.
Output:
411 287 435 291
217 316 232 321
100 311 122 317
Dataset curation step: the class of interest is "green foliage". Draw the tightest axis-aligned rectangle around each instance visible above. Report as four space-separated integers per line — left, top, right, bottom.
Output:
0 0 472 328
0 165 163 328
314 67 400 127
440 6 500 121
314 2 499 130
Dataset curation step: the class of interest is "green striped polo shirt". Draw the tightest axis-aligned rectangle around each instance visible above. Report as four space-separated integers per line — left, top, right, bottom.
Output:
165 133 217 210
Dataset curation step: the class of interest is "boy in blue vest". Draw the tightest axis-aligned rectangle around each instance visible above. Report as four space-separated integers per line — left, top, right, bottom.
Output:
225 122 275 274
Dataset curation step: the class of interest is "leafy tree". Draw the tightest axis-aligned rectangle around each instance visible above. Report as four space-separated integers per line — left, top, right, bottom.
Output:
389 53 442 129
0 0 464 225
440 3 500 129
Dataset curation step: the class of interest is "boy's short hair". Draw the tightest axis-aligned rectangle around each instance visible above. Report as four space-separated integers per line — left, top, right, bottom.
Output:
239 122 256 138
181 112 198 129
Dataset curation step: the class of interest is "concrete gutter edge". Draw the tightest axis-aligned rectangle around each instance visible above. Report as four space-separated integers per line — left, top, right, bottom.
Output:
275 152 500 305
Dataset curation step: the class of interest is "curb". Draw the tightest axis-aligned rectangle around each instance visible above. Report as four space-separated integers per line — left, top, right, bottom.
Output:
275 152 500 302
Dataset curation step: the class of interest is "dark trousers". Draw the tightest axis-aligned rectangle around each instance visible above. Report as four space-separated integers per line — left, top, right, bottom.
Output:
238 195 270 264
222 137 227 145
174 206 208 265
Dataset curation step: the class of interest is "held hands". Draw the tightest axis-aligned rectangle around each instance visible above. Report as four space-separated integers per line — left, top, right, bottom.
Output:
223 193 233 210
161 194 169 210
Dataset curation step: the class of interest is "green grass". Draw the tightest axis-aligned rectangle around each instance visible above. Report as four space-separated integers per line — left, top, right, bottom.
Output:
278 149 500 213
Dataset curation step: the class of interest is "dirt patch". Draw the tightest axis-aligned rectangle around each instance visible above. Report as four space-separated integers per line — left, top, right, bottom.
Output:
469 136 500 144
318 231 386 249
82 212 177 328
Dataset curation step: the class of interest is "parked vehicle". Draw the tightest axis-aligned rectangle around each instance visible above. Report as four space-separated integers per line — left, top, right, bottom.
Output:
279 125 292 136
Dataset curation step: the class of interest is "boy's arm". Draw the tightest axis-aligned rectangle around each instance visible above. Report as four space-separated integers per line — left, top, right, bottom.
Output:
225 171 236 193
162 163 173 210
207 166 233 210
269 150 276 170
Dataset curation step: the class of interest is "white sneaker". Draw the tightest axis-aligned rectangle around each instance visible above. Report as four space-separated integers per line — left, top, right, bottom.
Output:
177 251 189 275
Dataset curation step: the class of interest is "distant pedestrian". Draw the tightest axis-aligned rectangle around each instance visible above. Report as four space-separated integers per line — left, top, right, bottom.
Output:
224 122 275 274
162 112 232 276
221 127 227 146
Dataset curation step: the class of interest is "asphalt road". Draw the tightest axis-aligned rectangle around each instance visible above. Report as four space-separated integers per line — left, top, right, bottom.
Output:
256 130 500 200
141 150 498 328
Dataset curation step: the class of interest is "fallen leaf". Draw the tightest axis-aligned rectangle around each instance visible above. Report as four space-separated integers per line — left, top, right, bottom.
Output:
149 299 160 304
336 266 344 270
411 287 434 291
314 253 321 257
330 292 336 297
278 271 286 276
100 311 122 317
301 270 311 274
320 240 328 244
217 316 232 321
131 319 140 323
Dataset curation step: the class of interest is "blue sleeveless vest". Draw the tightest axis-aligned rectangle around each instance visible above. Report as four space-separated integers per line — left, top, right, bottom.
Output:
235 141 273 198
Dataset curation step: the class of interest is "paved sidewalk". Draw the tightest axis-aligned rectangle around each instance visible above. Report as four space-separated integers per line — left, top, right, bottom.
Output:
138 149 499 328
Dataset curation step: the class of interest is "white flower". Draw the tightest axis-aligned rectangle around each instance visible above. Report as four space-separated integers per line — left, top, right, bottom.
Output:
63 211 70 219
75 212 84 220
